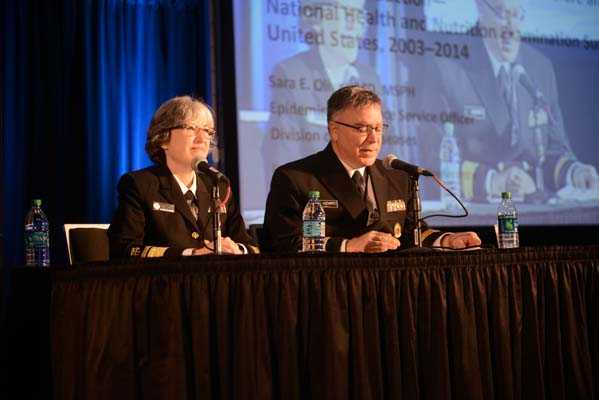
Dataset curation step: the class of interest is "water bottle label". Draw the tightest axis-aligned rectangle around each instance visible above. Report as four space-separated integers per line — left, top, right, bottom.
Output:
25 232 47 246
498 216 518 234
303 221 325 237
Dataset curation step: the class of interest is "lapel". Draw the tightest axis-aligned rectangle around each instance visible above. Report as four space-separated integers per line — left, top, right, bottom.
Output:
316 145 368 220
156 165 200 229
514 51 533 150
304 50 332 124
462 38 511 139
369 163 394 220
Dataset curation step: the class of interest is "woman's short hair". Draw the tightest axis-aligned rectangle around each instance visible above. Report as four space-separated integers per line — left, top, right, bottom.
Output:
145 95 215 165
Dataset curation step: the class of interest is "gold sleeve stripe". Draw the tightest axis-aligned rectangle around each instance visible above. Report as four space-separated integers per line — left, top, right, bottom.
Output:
145 246 168 258
141 247 151 258
421 229 439 242
461 161 478 201
131 246 168 258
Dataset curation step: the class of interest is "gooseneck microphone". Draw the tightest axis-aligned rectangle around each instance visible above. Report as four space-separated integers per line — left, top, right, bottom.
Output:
192 158 230 255
383 154 469 225
194 159 228 183
383 154 431 246
383 154 433 177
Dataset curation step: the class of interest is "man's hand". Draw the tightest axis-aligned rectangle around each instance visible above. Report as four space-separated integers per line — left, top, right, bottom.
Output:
346 231 400 253
491 166 536 198
191 246 213 256
202 237 243 255
572 163 599 190
441 231 481 250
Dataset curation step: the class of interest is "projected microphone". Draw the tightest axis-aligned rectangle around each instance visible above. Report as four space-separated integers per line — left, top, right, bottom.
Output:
513 64 556 127
383 154 433 177
513 64 544 102
513 64 553 195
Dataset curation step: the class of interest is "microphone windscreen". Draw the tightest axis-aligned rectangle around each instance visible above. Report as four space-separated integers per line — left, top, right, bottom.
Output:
383 154 398 170
193 158 209 171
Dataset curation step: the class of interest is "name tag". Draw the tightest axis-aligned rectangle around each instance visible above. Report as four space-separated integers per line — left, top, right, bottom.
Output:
321 200 339 209
152 201 175 213
386 199 406 213
464 105 486 120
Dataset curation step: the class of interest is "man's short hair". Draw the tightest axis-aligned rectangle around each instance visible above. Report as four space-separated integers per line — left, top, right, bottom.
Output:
145 95 214 165
327 85 381 121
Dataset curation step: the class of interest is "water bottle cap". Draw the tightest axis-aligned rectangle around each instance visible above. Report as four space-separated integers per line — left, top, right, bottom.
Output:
501 192 511 200
443 122 454 136
32 199 42 206
308 190 320 199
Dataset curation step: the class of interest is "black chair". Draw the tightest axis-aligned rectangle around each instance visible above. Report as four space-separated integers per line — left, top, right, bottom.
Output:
248 223 265 249
63 224 110 265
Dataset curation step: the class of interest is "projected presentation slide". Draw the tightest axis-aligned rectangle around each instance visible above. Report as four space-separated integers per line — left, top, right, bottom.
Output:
234 0 599 226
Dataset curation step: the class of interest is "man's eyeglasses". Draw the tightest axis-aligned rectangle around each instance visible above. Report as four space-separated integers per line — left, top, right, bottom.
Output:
332 120 388 137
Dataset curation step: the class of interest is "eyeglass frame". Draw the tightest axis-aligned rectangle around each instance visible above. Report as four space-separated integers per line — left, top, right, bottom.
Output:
169 124 218 145
331 120 388 138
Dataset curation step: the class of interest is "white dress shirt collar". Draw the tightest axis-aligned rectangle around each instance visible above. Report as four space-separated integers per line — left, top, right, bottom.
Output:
483 39 511 78
172 172 197 196
337 156 366 180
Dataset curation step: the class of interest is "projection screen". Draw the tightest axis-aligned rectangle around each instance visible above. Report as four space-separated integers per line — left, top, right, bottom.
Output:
233 0 599 226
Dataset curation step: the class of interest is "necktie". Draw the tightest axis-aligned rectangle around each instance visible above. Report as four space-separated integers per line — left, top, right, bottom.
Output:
352 170 366 196
184 190 199 221
352 171 379 224
498 65 520 147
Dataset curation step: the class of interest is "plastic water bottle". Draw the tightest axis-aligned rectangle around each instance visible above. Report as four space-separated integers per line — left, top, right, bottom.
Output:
439 122 461 210
302 190 326 252
497 192 519 249
24 199 50 266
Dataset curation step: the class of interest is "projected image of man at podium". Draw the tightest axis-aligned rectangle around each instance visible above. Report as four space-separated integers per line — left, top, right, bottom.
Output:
419 0 598 204
262 0 382 187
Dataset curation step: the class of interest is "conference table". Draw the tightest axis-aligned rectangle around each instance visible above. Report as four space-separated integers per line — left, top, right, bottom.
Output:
3 245 599 399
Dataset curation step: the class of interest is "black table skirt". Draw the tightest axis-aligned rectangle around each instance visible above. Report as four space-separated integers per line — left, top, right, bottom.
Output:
3 246 599 399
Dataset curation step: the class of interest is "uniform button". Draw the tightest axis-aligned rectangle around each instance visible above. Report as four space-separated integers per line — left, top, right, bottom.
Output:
393 223 402 238
191 232 200 240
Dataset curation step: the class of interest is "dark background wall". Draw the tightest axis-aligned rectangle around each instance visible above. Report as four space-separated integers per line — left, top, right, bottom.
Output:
1 0 215 270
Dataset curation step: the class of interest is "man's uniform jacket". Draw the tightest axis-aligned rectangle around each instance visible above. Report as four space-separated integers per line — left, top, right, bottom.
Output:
108 165 258 258
263 144 442 253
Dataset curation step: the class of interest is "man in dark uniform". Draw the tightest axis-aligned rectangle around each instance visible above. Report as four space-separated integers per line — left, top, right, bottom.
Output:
263 85 481 253
108 96 258 258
